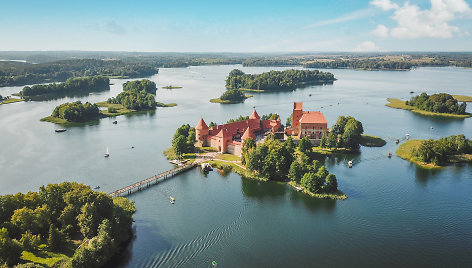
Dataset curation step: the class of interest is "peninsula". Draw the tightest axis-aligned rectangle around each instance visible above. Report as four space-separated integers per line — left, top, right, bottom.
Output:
397 135 472 168
386 93 471 118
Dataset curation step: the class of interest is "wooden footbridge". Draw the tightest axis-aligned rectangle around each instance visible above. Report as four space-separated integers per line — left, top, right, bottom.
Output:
108 154 216 197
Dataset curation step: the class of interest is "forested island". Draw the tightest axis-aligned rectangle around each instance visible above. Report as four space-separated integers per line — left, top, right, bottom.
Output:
225 69 335 92
386 93 471 118
0 59 158 87
0 182 136 267
397 135 472 168
41 79 174 125
210 89 252 104
19 76 110 99
41 101 101 125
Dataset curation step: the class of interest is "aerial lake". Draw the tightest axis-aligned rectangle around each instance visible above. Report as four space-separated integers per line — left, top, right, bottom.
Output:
1 65 471 267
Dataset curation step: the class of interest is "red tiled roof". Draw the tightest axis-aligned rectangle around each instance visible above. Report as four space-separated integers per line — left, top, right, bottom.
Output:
249 110 260 120
216 128 230 138
300 111 327 124
196 118 208 130
293 102 303 111
241 127 256 140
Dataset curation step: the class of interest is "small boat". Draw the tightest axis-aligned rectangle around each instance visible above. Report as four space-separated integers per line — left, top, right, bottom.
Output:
430 126 434 130
104 146 110 157
94 186 100 190
131 146 134 149
348 160 353 168
395 139 400 144
55 129 67 133
405 134 410 140
410 91 414 94
113 121 117 124
201 163 213 171
309 94 312 96
294 186 303 192
170 196 175 204
388 153 392 158
170 199 175 204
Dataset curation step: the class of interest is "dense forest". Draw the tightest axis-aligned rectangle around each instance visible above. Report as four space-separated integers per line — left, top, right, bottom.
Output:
107 79 157 110
406 93 467 115
225 69 335 91
123 79 157 94
0 182 136 267
303 59 413 70
241 135 338 194
319 116 364 150
0 59 158 87
414 135 472 165
51 101 100 122
20 76 109 97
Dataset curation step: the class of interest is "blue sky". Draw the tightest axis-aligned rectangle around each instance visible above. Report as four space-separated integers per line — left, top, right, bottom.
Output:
1 0 471 52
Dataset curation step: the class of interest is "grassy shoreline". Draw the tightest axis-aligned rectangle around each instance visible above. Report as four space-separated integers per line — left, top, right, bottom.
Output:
288 181 347 200
452 94 472 102
386 98 471 118
0 98 25 105
162 86 182 89
210 95 253 104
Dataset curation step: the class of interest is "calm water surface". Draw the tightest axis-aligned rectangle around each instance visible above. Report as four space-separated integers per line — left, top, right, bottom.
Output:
0 66 471 267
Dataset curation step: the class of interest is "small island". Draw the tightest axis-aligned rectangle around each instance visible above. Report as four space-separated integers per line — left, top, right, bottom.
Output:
397 135 472 168
41 79 175 125
386 93 471 118
162 85 183 89
210 89 253 104
0 182 136 267
225 68 336 92
18 76 110 99
41 101 102 125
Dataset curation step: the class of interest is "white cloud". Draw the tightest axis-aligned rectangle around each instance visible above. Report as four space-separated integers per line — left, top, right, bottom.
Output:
354 41 380 51
372 24 389 37
305 8 373 28
370 0 399 11
370 0 471 39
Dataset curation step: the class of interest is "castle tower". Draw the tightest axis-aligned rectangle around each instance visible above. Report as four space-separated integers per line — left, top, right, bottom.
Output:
241 127 256 142
292 102 303 135
195 118 209 146
249 109 260 120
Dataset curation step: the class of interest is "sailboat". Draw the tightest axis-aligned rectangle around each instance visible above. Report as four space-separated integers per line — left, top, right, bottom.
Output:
104 146 110 157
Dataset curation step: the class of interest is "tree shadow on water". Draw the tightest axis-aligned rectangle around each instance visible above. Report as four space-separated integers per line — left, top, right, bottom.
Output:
241 179 286 199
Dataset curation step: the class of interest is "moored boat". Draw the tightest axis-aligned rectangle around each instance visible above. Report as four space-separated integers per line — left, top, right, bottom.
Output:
55 129 66 133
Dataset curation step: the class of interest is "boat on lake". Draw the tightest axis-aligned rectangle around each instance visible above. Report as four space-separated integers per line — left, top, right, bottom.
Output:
295 186 303 192
94 186 100 190
170 196 175 204
104 147 110 157
55 129 66 133
348 160 353 168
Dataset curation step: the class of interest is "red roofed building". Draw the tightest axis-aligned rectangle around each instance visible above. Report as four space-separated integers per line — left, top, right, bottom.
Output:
288 102 328 141
195 109 281 155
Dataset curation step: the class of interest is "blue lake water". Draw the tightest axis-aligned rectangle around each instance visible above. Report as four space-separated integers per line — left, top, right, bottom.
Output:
0 65 471 267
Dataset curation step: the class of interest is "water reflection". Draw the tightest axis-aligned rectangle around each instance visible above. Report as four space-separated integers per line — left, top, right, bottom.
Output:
415 166 444 186
289 189 336 212
241 179 286 198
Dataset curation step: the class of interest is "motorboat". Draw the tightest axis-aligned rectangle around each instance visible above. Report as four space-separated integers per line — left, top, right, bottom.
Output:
55 129 66 133
104 146 110 157
348 160 353 168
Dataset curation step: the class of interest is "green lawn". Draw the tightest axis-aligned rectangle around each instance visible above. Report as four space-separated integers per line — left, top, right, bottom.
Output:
215 153 241 161
40 116 100 126
386 98 471 118
452 94 472 102
96 101 135 116
360 134 387 147
196 146 218 153
207 160 267 181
